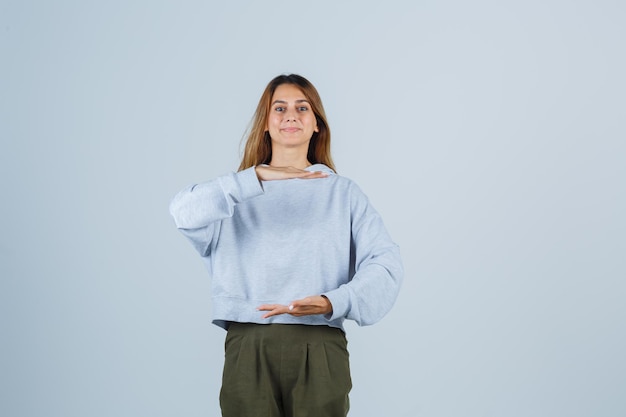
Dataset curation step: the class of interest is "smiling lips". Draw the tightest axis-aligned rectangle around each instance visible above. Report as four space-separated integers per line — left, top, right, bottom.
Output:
281 127 301 133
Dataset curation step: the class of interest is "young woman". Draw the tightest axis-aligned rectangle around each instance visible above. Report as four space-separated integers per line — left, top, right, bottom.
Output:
169 74 403 417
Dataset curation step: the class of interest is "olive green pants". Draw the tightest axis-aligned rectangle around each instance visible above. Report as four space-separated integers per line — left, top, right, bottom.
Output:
220 323 352 417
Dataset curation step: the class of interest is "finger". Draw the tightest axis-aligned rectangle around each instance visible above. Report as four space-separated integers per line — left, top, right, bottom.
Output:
261 306 289 319
302 171 329 179
257 304 281 311
286 299 308 315
261 310 276 319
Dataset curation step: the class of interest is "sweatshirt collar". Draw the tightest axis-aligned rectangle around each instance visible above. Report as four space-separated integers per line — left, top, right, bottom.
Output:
306 164 335 174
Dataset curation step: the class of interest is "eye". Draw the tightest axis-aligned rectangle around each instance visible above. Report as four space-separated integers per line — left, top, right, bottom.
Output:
297 106 309 111
274 106 285 112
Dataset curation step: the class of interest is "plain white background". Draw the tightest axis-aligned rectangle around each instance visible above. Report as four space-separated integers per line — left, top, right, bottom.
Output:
1 1 624 416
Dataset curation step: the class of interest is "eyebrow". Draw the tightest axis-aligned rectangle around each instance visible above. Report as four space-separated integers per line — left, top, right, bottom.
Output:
271 99 310 105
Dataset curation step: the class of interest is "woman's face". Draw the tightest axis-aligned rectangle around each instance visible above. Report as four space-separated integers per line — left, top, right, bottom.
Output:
266 83 319 151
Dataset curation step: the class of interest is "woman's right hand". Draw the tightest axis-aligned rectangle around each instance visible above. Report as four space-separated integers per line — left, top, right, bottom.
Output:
255 165 329 181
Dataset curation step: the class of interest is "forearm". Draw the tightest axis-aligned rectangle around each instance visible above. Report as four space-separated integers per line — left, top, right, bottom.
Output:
169 166 263 229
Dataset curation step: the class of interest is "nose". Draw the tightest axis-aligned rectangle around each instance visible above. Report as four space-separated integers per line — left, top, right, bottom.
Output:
284 107 297 122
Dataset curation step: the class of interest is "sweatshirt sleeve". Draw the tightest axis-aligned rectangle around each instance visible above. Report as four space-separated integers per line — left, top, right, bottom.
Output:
169 166 264 255
323 183 404 326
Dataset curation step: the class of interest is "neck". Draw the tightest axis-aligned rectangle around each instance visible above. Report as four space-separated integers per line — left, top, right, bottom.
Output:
269 148 311 169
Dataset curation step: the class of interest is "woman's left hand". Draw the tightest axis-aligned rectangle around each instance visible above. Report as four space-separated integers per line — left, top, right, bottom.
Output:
257 296 333 319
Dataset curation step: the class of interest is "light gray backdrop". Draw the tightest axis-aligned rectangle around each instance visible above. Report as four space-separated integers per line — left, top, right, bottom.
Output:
1 1 624 416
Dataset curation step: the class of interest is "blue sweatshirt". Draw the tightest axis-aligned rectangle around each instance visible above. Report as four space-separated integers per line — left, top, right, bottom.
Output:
169 164 403 331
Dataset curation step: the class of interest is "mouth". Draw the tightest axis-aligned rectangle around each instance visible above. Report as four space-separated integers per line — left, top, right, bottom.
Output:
281 127 301 133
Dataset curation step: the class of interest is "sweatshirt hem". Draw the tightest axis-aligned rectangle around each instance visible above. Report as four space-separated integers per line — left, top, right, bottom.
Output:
211 297 345 331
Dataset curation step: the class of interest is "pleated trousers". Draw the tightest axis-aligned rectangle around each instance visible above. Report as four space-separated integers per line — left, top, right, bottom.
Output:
220 322 352 417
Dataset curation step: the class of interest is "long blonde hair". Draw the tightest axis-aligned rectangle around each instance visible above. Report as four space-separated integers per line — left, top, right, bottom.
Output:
238 74 336 172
